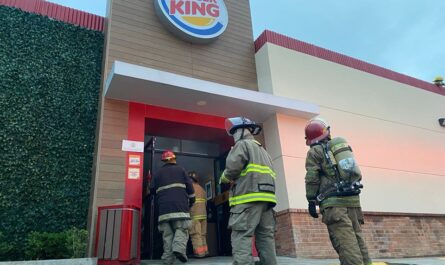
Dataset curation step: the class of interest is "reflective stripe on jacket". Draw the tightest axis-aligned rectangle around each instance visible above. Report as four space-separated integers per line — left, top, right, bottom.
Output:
223 134 277 207
190 182 207 220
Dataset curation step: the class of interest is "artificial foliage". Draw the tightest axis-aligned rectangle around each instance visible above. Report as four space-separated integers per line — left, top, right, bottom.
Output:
25 228 88 260
0 6 103 260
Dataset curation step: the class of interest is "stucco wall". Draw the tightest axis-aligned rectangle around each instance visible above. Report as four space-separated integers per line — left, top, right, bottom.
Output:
256 43 445 214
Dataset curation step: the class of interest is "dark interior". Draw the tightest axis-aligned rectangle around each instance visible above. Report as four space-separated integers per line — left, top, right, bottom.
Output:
141 118 234 260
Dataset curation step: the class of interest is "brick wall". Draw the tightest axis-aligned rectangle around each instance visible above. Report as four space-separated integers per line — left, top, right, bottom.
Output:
275 209 445 258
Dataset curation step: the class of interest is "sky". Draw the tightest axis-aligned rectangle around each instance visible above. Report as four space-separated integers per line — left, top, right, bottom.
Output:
46 0 445 83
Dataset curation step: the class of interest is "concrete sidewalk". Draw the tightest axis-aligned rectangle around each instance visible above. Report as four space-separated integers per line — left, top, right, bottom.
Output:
142 256 445 265
1 257 443 265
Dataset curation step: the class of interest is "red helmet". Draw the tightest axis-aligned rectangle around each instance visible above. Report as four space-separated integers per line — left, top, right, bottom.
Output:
161 150 176 162
305 118 330 146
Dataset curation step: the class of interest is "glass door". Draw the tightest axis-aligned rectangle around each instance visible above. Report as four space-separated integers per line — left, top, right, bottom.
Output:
213 152 232 256
141 137 163 259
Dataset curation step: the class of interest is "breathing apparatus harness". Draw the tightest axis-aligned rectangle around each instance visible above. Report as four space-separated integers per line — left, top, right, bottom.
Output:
316 141 363 203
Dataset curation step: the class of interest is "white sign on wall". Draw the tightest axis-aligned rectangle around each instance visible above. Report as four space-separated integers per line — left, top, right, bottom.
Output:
128 168 141 180
122 140 144 153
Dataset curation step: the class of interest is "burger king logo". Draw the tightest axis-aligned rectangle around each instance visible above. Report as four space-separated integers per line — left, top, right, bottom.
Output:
154 0 229 43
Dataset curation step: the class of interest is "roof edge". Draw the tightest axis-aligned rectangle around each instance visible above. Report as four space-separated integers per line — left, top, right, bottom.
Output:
0 0 104 32
255 30 445 96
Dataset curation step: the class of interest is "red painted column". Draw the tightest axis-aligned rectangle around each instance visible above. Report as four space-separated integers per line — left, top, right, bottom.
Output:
119 102 145 263
124 102 145 207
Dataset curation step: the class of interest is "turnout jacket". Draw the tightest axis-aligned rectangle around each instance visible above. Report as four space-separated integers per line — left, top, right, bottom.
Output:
190 182 207 220
221 134 277 207
150 163 195 222
305 141 361 210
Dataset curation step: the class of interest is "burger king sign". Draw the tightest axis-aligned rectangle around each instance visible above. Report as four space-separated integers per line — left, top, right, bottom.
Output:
154 0 229 44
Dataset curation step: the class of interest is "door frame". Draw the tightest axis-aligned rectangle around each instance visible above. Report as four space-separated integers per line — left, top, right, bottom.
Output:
125 102 227 259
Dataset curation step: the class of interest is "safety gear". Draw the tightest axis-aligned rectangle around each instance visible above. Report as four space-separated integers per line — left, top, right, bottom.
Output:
149 163 195 222
305 133 372 265
190 219 208 257
322 207 372 265
188 171 199 183
229 203 277 265
305 141 361 211
223 134 277 207
158 220 191 264
308 201 318 218
305 117 330 146
189 182 208 257
190 182 206 220
174 251 188 263
161 150 176 162
313 137 363 203
317 181 363 202
219 173 231 184
233 128 251 142
329 137 361 179
225 117 262 136
433 76 444 86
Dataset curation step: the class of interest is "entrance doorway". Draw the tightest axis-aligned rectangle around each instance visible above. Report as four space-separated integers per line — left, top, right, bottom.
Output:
140 117 233 260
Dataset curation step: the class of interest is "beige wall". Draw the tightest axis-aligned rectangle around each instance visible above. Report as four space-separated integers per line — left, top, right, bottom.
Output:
257 43 445 214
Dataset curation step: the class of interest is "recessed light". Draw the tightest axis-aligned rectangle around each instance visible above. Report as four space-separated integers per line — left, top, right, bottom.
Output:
197 100 207 106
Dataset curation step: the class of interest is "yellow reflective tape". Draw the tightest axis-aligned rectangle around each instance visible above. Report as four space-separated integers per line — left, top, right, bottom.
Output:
195 198 206 202
192 215 207 220
229 192 276 202
156 183 186 193
219 173 230 184
240 164 276 178
253 140 262 146
229 192 277 206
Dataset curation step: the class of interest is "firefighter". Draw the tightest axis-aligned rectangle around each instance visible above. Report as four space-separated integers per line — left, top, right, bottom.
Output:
150 150 195 264
219 117 278 265
304 117 372 265
188 171 208 258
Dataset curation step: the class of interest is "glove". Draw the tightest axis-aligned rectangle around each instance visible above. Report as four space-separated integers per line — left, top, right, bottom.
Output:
219 172 230 184
308 200 319 218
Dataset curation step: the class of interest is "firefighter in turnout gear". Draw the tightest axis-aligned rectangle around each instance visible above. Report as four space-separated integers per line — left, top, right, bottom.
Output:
304 118 372 265
150 150 195 264
188 171 208 258
220 117 278 265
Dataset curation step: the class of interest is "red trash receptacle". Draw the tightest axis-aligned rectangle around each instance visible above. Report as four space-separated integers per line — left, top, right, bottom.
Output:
95 205 140 265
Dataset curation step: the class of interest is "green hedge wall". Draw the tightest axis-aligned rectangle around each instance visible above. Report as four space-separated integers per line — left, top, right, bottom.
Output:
0 6 103 260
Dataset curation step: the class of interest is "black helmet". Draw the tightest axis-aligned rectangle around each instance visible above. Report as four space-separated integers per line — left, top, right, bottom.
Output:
188 171 199 182
224 117 262 136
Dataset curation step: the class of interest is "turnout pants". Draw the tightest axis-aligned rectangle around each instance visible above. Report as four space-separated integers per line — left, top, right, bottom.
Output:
228 202 277 265
158 219 192 265
190 219 208 257
322 207 372 265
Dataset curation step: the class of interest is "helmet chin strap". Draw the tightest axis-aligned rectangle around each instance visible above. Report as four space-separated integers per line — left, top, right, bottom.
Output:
233 128 251 142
